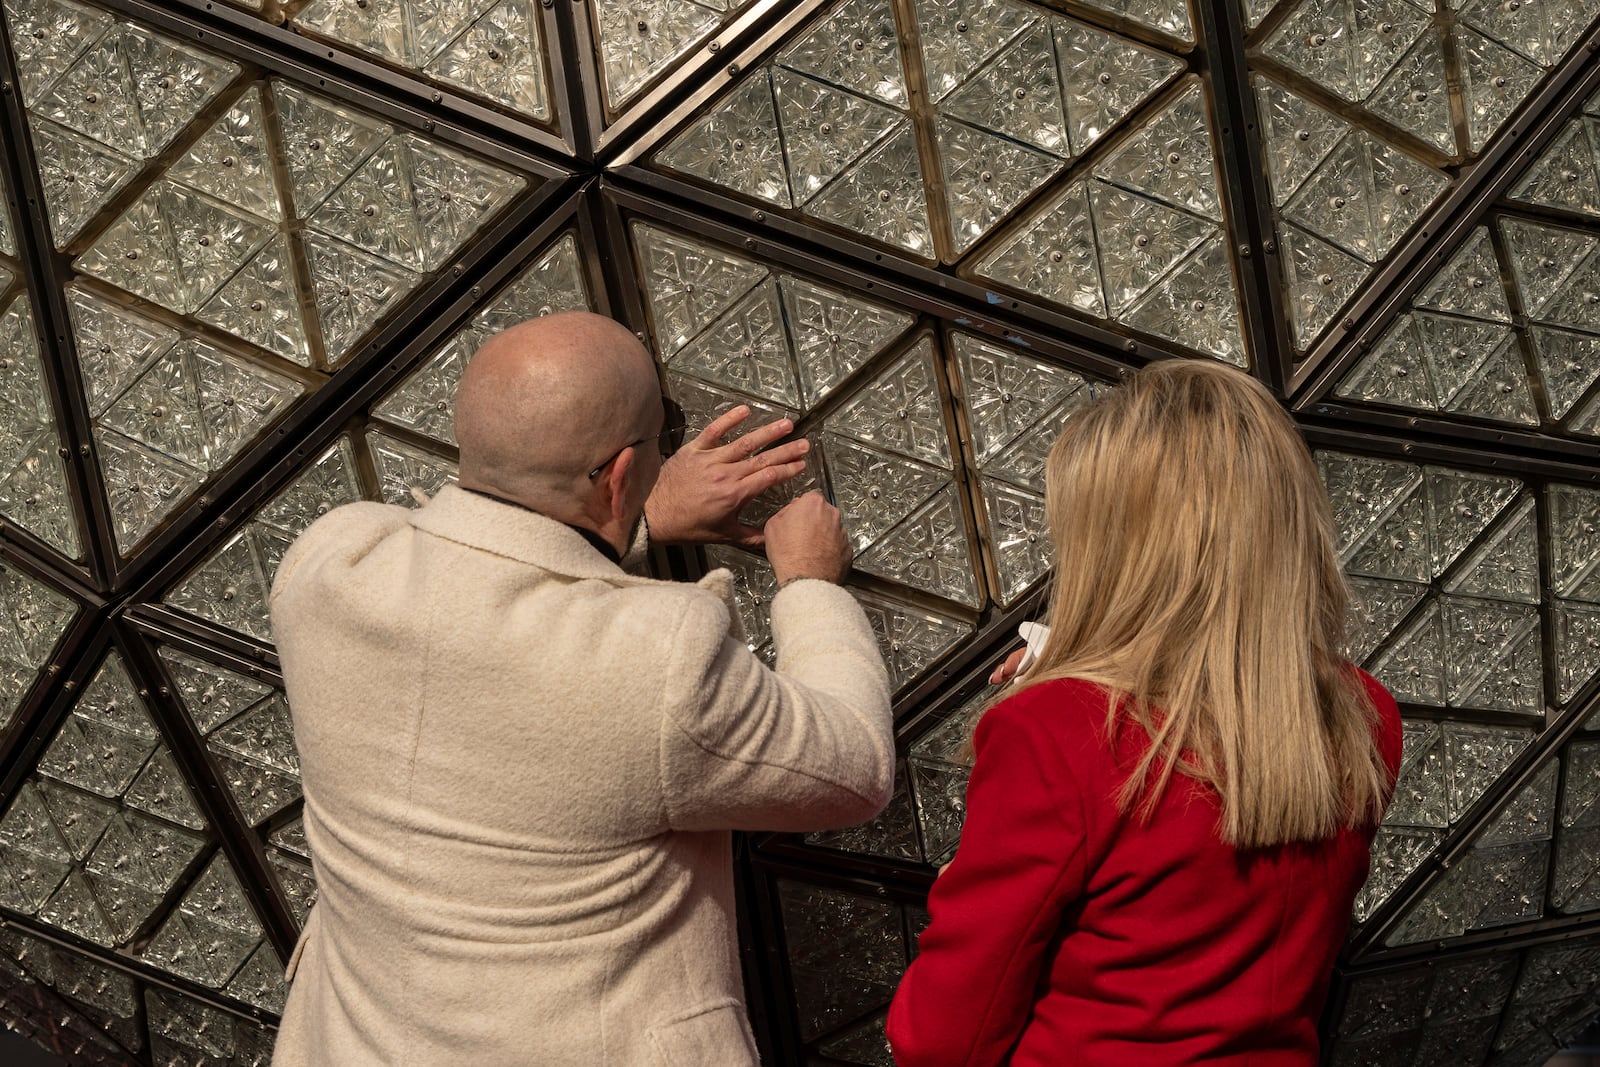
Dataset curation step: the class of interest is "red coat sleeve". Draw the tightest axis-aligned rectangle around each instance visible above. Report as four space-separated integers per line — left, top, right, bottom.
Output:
887 694 1091 1067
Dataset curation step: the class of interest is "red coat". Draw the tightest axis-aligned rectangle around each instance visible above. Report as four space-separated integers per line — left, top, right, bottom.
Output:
887 673 1403 1066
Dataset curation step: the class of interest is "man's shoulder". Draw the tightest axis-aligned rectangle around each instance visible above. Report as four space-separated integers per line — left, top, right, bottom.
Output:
270 500 412 601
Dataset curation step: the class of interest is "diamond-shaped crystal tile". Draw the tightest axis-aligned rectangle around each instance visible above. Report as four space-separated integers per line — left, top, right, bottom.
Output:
37 23 237 160
853 586 972 692
633 222 768 357
936 116 1062 255
1442 497 1539 604
779 880 907 1042
807 124 934 257
596 0 725 108
165 437 363 643
426 0 551 119
657 71 790 208
368 430 457 507
805 768 922 862
29 119 137 247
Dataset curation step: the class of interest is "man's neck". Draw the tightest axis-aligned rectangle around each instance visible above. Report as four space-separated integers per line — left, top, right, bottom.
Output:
458 486 625 565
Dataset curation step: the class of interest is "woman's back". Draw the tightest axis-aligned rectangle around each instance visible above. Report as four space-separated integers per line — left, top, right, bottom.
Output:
887 672 1402 1067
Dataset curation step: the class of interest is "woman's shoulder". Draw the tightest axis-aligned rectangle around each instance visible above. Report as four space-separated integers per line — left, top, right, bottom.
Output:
978 677 1112 753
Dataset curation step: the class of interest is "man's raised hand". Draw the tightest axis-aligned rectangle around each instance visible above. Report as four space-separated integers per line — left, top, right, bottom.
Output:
643 405 809 546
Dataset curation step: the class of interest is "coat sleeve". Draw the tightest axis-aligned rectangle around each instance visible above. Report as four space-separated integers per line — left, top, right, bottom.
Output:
657 578 895 833
887 696 1090 1067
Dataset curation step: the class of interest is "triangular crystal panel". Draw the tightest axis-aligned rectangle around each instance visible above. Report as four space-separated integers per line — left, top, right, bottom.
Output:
1456 27 1547 154
772 68 902 207
825 338 952 468
198 235 312 367
1280 223 1369 349
1254 75 1347 205
1414 227 1512 322
1317 449 1423 556
806 124 934 257
166 88 281 221
64 285 178 417
293 0 408 65
1445 721 1537 821
1555 600 1600 702
777 0 908 108
1121 234 1247 365
1076 0 1192 42
972 180 1105 318
778 275 911 409
978 476 1050 604
368 430 457 506
1442 596 1543 712
1424 466 1522 575
657 71 791 208
273 82 393 216
852 586 973 692
38 23 237 160
1337 315 1440 410
633 222 768 356
1087 181 1213 316
935 116 1062 255
595 0 722 108
1355 826 1441 922
855 484 980 606
1348 576 1429 664
672 280 800 408
1500 216 1598 320
304 234 423 365
1510 119 1600 219
1092 80 1221 221
1459 0 1599 65
941 22 1067 155
1364 32 1454 154
822 434 948 553
1443 497 1540 604
426 0 551 119
912 0 1038 102
1440 333 1538 425
94 429 205 554
1369 598 1447 704
1550 482 1600 602
1531 325 1600 419
2 0 114 106
952 331 1091 466
28 119 138 247
1055 17 1183 157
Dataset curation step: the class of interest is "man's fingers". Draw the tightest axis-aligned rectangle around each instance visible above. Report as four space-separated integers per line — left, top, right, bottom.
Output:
741 459 808 494
717 414 794 460
691 405 753 450
729 523 765 548
753 438 808 468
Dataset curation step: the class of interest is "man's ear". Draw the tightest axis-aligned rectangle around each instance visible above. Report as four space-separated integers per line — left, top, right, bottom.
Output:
602 446 637 525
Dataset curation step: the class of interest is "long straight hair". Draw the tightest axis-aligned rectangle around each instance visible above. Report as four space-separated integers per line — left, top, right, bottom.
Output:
1015 359 1388 848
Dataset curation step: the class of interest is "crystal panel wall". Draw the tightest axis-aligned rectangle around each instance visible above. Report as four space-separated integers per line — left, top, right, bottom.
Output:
0 0 1594 1063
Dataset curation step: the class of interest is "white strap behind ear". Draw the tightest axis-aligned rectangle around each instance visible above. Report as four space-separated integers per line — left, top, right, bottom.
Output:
1012 621 1052 684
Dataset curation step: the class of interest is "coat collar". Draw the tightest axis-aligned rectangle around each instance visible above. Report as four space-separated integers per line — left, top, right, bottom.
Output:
408 485 649 583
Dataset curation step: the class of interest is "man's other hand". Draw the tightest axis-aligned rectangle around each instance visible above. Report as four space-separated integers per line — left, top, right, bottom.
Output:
644 405 809 546
766 493 852 587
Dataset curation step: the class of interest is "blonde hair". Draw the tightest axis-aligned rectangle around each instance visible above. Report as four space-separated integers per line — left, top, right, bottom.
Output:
1013 359 1388 849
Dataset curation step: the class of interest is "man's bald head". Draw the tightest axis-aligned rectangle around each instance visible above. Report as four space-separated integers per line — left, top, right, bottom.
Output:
454 311 661 507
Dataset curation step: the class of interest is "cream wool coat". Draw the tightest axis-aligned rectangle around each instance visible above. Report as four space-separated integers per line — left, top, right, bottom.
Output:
268 485 894 1067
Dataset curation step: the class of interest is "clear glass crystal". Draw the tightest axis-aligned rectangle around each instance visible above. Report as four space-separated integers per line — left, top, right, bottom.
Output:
1456 26 1547 154
778 880 906 1042
427 0 552 119
852 586 973 691
367 429 458 506
595 0 723 108
657 71 791 208
778 0 907 108
826 338 952 468
633 222 768 356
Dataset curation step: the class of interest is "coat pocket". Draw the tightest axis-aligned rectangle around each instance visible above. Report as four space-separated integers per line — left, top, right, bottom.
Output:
646 998 759 1067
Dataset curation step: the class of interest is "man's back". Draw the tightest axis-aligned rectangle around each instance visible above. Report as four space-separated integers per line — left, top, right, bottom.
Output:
269 486 893 1066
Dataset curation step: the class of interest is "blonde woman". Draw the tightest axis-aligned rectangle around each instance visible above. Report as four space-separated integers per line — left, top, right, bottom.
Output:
887 360 1402 1066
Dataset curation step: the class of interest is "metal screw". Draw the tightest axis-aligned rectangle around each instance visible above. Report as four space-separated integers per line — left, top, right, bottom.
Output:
1237 243 1251 258
709 41 720 53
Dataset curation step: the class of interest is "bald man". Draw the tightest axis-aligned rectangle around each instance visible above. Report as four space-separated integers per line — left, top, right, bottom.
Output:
269 312 894 1067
